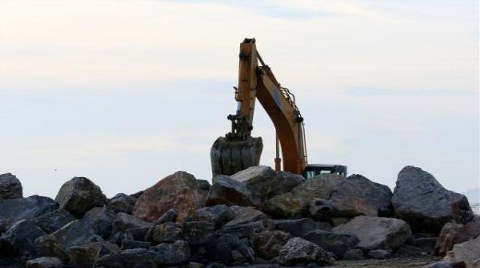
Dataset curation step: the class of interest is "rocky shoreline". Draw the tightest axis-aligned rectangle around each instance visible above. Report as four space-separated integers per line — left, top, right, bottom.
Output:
0 166 478 267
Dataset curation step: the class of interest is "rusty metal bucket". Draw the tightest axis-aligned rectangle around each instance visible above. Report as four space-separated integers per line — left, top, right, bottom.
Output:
210 136 263 176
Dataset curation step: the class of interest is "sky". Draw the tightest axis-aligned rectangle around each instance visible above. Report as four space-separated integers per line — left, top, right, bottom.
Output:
0 0 478 201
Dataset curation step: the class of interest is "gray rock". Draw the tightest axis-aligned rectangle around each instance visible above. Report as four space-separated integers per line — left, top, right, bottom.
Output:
25 257 63 268
268 218 319 237
0 173 22 199
194 237 234 264
186 205 235 229
121 239 150 250
252 230 292 259
124 227 150 241
68 246 99 268
112 212 153 234
3 219 46 257
48 219 101 250
35 235 70 261
333 216 412 250
144 209 177 242
217 221 265 238
422 261 465 268
396 244 428 257
0 195 58 231
223 206 267 227
452 236 480 268
264 174 392 220
153 222 183 243
309 175 393 220
107 193 136 214
183 221 215 245
392 166 473 233
93 248 158 268
330 174 393 216
33 209 76 234
55 177 107 217
83 207 116 239
302 230 359 258
276 237 334 265
231 166 305 201
196 179 211 200
263 174 345 218
205 175 260 207
367 249 392 259
68 241 120 268
343 249 363 260
149 240 191 265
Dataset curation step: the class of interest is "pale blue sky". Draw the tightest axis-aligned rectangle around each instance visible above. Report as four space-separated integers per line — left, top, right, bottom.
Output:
0 0 478 199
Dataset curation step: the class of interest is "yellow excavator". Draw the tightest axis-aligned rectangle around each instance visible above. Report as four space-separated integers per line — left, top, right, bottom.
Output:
211 38 346 178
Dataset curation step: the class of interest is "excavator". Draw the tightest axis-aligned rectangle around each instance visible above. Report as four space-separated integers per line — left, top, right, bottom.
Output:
211 38 347 179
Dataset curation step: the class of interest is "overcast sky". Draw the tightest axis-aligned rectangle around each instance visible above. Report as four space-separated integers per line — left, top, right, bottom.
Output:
0 0 478 200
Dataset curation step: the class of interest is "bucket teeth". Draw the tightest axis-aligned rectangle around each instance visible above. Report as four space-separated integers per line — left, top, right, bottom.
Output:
210 136 263 176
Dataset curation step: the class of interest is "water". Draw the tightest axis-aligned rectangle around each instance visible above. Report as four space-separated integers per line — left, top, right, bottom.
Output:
472 202 480 215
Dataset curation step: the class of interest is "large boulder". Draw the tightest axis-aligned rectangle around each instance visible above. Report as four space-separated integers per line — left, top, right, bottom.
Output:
106 193 136 214
263 173 391 219
112 212 153 234
451 236 480 268
435 216 480 256
93 248 158 268
45 220 101 250
276 237 334 265
149 240 190 265
94 242 190 267
0 195 58 231
186 205 236 229
205 175 260 207
152 222 183 243
25 257 63 268
263 174 343 218
68 241 120 268
55 177 107 218
0 173 23 199
182 221 215 246
132 171 204 223
333 216 412 250
252 230 292 260
302 230 359 258
33 209 77 234
83 207 116 239
267 218 327 237
2 219 46 257
325 174 392 217
217 220 265 238
223 206 267 227
231 166 305 201
392 166 473 233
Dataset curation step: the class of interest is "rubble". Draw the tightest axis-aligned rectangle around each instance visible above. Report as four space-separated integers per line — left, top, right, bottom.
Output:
0 167 476 267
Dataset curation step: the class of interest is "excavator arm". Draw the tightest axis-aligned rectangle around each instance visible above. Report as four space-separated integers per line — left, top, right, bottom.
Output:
211 38 307 176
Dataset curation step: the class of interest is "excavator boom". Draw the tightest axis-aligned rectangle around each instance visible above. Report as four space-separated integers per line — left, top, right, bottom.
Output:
211 38 307 176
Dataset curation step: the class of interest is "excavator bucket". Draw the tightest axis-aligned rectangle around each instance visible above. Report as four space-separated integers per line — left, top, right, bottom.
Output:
210 136 263 176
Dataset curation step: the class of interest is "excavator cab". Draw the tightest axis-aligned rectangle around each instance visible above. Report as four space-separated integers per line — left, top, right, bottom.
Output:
303 164 347 179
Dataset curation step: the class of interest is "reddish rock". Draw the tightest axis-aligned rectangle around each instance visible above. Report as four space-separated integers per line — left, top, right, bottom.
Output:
132 171 204 223
435 216 480 256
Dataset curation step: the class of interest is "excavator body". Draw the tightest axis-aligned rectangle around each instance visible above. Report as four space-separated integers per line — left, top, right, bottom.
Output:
211 38 346 178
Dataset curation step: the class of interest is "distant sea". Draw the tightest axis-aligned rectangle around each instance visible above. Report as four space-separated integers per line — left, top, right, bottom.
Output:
473 202 480 215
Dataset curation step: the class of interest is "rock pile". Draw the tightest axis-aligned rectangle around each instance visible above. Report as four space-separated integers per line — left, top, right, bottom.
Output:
0 165 477 267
